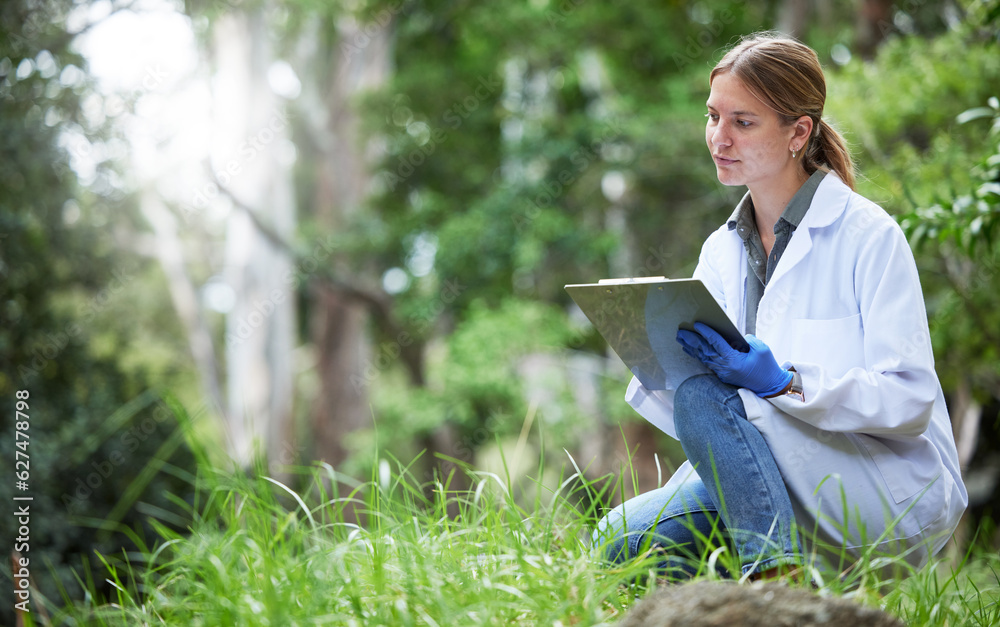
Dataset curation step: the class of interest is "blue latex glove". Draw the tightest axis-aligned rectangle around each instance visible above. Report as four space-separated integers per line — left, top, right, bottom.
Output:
676 322 793 397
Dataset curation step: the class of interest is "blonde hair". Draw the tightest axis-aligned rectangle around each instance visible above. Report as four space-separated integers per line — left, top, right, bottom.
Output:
711 33 856 190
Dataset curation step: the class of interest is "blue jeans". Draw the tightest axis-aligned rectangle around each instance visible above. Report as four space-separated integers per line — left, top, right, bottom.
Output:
592 374 801 578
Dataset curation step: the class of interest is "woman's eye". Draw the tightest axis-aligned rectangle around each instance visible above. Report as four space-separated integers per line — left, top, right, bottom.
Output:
737 119 752 128
705 113 719 122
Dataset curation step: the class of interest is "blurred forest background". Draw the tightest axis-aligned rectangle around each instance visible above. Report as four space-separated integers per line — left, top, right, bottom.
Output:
1 0 999 617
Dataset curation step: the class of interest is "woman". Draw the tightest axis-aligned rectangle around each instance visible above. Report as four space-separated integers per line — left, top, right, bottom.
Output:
592 33 967 580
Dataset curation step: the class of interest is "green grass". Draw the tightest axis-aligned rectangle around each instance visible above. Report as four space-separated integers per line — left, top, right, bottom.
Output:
37 442 1000 626
47 448 644 625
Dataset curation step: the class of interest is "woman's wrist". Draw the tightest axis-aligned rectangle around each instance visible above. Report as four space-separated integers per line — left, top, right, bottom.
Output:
764 374 794 398
765 368 804 401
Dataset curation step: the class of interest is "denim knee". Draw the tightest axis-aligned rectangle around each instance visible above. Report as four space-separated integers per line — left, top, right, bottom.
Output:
675 373 732 407
675 374 727 432
591 507 629 564
592 500 725 579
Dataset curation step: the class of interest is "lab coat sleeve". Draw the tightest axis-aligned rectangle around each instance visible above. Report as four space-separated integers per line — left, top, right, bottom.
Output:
625 376 678 438
692 228 729 314
768 218 939 438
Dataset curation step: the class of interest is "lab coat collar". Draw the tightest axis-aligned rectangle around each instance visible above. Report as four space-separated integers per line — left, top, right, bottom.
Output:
757 171 852 290
797 170 852 230
723 170 851 230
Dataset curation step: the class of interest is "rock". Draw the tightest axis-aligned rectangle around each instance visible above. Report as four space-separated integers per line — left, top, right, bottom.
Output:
618 581 903 627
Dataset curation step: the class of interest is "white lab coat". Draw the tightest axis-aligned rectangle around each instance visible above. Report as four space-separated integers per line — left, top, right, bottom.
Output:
625 173 967 566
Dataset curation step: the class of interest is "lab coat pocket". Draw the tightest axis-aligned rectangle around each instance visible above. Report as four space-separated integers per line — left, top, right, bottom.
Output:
777 314 864 378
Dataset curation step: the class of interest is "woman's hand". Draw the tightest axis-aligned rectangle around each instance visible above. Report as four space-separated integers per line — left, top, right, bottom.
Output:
676 322 792 397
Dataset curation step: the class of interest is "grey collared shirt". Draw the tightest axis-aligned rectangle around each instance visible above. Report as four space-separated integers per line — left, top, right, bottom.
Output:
727 169 826 335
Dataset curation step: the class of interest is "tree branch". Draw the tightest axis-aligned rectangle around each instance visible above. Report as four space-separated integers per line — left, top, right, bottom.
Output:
141 189 227 417
199 168 425 385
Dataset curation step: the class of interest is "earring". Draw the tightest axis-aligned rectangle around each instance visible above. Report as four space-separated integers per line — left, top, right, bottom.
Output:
791 147 798 158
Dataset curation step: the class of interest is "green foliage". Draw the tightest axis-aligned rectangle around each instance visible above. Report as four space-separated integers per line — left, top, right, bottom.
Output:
349 298 587 477
894 97 1000 393
899 99 1000 255
354 0 763 310
915 103 1000 395
0 2 199 621
827 29 1000 211
444 299 576 399
0 390 199 616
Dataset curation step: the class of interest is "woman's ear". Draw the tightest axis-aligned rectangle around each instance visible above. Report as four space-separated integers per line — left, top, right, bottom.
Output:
792 115 813 148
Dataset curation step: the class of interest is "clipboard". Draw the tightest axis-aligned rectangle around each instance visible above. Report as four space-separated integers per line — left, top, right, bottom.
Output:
564 277 749 391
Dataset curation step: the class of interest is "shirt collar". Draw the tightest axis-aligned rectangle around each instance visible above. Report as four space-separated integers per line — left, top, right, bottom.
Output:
727 192 756 241
727 169 827 236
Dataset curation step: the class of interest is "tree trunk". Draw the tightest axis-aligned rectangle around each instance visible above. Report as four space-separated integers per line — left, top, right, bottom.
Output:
952 376 982 472
777 0 811 39
604 171 662 501
140 190 226 417
212 8 296 469
309 282 371 465
306 14 392 467
945 376 982 561
856 0 895 59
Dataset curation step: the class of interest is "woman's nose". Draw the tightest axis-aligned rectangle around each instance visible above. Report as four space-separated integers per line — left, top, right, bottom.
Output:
710 123 731 147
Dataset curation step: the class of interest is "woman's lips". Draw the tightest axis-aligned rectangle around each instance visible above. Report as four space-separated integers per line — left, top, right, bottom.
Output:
713 155 738 166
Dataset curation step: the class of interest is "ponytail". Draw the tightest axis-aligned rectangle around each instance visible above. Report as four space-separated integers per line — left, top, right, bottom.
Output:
805 118 856 191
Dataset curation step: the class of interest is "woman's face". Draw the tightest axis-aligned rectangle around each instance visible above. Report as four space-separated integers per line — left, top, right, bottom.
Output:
705 72 800 190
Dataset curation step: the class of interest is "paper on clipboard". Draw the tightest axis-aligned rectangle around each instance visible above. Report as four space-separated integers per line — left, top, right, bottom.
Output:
564 277 748 391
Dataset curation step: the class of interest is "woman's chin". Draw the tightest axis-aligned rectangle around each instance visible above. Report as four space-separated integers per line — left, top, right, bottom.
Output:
715 172 744 186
